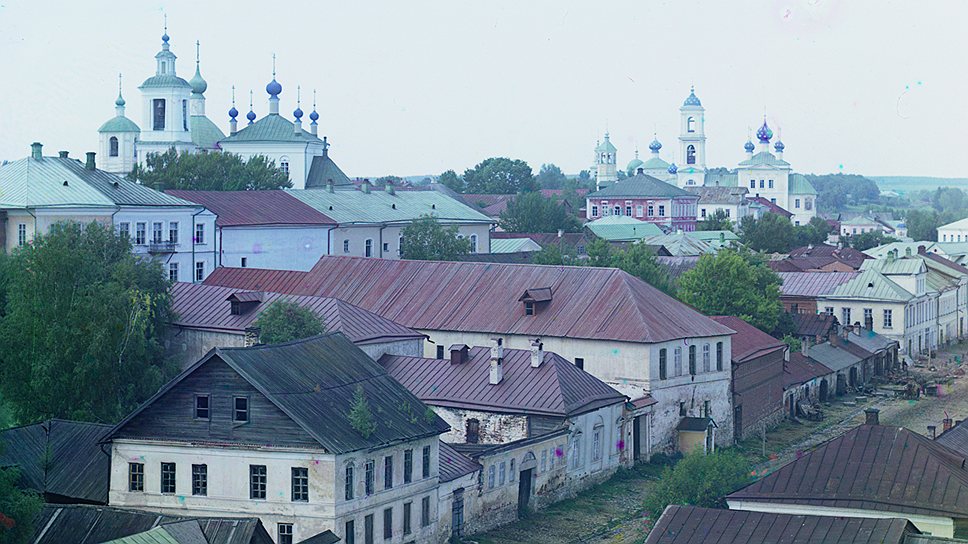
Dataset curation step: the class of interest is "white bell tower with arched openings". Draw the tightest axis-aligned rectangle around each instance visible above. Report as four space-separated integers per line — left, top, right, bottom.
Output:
677 86 707 188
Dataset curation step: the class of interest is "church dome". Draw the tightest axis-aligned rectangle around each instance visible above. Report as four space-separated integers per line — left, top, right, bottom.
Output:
683 86 702 107
744 139 755 153
266 78 282 97
189 67 207 95
309 109 319 122
627 158 644 172
115 94 125 107
774 140 785 152
756 119 773 143
668 162 678 174
246 109 257 123
99 115 140 134
228 105 239 119
293 106 304 120
649 138 662 152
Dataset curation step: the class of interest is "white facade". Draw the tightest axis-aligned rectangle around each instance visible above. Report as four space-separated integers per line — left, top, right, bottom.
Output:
137 33 196 164
938 218 968 243
676 88 707 188
218 140 325 192
219 225 332 271
114 207 218 282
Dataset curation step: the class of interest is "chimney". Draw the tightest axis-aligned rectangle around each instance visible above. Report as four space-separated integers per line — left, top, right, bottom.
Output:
30 142 43 160
85 152 96 170
530 338 544 368
864 407 880 426
385 180 395 196
489 338 504 385
58 151 69 158
719 232 725 243
918 245 927 255
326 180 335 193
905 247 912 257
449 344 469 365
557 229 563 238
801 337 810 357
928 425 937 440
944 418 954 432
361 179 371 194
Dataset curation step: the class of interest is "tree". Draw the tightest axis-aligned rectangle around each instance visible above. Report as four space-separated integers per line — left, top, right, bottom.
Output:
462 157 537 194
610 242 676 296
348 385 376 439
643 449 752 519
793 216 832 247
400 216 471 261
576 170 594 190
739 214 795 253
905 208 943 242
783 335 802 352
847 230 897 251
0 466 42 544
678 249 783 332
805 173 881 212
437 170 464 193
0 222 175 423
498 192 581 233
585 239 613 268
535 163 568 189
254 301 325 345
129 149 291 191
697 210 732 231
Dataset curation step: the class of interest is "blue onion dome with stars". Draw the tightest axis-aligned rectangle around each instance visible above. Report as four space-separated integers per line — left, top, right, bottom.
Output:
683 86 701 107
744 139 755 153
756 119 773 143
649 138 662 152
774 139 785 153
668 162 678 174
266 77 282 97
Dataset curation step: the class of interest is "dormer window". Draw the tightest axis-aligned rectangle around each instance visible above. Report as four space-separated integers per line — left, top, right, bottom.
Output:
519 287 552 316
227 292 263 315
525 301 535 316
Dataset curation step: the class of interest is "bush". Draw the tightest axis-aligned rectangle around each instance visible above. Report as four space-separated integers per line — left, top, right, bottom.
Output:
643 449 752 519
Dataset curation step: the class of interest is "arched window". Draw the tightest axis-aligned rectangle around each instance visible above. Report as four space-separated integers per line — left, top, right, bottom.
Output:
469 234 478 253
658 348 667 380
702 344 711 372
687 117 695 133
614 205 621 216
466 419 480 443
279 157 290 176
109 137 119 157
592 417 604 463
686 145 696 165
688 345 697 375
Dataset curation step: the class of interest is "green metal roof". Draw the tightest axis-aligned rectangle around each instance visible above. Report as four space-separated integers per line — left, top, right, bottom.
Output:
640 156 671 170
828 269 913 302
861 257 926 275
220 113 321 144
789 173 817 195
101 526 180 544
490 237 542 253
584 215 663 241
864 242 937 259
587 173 694 198
287 187 493 225
643 232 714 256
190 115 226 150
688 230 739 250
595 136 616 153
841 215 880 226
305 152 353 188
139 75 191 89
702 173 740 187
98 115 141 134
738 151 790 168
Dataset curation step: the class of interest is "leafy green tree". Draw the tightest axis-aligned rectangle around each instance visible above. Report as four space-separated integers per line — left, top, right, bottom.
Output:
531 245 566 265
585 239 613 268
739 214 795 253
254 301 325 345
678 249 783 332
0 465 42 544
463 157 537 194
793 216 833 247
498 193 581 233
847 230 897 251
905 208 943 242
610 242 676 295
129 149 291 191
0 222 175 423
697 210 732 231
400 216 472 261
348 385 376 439
576 170 594 190
374 175 403 187
805 173 881 212
535 163 568 189
643 449 752 519
783 335 802 352
437 170 464 193
931 187 967 215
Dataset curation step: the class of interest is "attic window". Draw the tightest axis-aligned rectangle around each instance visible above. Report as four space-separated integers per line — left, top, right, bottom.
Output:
867 282 874 288
525 301 535 316
233 396 249 423
391 203 396 209
519 287 552 316
432 204 436 209
63 180 69 186
226 292 263 315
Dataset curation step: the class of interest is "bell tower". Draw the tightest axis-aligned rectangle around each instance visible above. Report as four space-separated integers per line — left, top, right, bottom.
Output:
677 86 707 188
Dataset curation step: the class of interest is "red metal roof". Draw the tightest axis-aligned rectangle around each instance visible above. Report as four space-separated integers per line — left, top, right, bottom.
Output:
439 441 481 483
729 423 968 518
748 196 793 218
379 346 626 417
778 272 859 297
204 256 735 343
791 313 838 339
166 190 336 227
789 244 870 269
784 352 833 388
171 282 424 345
710 316 785 363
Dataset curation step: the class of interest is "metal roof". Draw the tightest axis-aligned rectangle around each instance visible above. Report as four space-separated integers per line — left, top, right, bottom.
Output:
803 342 863 372
287 187 493 225
737 151 791 168
710 316 785 363
107 333 449 454
747 196 793 218
643 232 715 256
171 282 424 345
584 215 664 241
729 424 968 519
190 115 226 150
98 115 141 133
102 523 203 544
791 313 838 339
789 173 818 195
204 256 736 344
439 440 482 483
490 237 542 253
657 255 700 279
587 173 695 198
938 420 968 458
219 113 321 144
380 346 626 417
166 190 336 227
784 352 833 388
846 327 899 354
828 269 913 302
861 258 926 276
645 505 914 544
788 244 870 269
778 272 859 297
305 151 353 188
686 186 748 204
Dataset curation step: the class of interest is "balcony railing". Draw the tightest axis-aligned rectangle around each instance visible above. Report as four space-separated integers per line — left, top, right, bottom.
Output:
148 240 177 254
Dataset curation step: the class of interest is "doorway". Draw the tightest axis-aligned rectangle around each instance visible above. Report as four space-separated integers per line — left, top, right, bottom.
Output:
451 488 465 540
819 380 829 403
734 406 743 438
518 469 533 518
632 416 641 461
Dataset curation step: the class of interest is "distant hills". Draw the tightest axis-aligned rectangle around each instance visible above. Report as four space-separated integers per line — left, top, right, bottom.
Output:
870 176 968 194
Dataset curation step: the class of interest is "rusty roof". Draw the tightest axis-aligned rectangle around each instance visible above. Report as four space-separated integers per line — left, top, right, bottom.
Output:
645 505 914 544
171 282 424 345
439 440 481 483
792 313 838 339
789 244 871 269
784 352 833 388
204 256 735 344
710 316 785 363
728 424 968 518
380 346 626 417
748 196 793 218
938 420 968 458
778 272 859 297
166 190 336 227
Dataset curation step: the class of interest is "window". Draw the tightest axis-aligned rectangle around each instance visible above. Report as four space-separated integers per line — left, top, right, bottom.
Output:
233 396 249 423
625 206 632 216
384 456 393 490
524 301 535 316
365 460 375 495
280 158 290 176
770 198 777 205
345 520 355 544
702 344 710 372
436 345 445 359
193 223 206 245
168 263 178 282
805 198 813 210
686 145 696 165
674 347 683 376
864 308 873 327
345 464 354 500
767 179 773 189
510 459 516 481
404 449 413 484
825 306 834 316
365 239 373 257
241 257 247 268
383 508 393 540
161 462 176 494
725 209 731 218
679 401 687 416
250 465 267 499
614 205 621 216
421 496 431 527
795 198 801 209
688 345 697 375
422 445 431 478
701 208 707 218
118 222 130 239
575 357 584 370
842 308 851 327
592 426 603 462
382 242 389 253
703 400 711 418
466 419 480 443
195 261 205 281
278 523 293 544
169 222 178 244
499 462 506 485
152 222 163 244
759 180 765 189
687 116 695 133
292 467 309 501
658 348 667 380
109 136 119 157
343 239 350 253
182 100 188 131
129 462 144 492
884 309 893 329
636 205 643 217
716 342 723 371
470 234 478 253
194 394 210 419
487 465 496 488
569 435 582 470
188 464 207 496
364 514 374 544
135 222 146 245
403 502 412 535
591 205 598 217
658 205 665 216
153 99 166 130
647 205 654 217
750 180 755 189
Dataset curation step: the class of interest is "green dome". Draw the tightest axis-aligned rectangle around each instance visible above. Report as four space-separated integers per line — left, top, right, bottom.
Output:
191 115 226 149
189 66 207 95
140 74 191 89
626 158 644 173
98 115 141 133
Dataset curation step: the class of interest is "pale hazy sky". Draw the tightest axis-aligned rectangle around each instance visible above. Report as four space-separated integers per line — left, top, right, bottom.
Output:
1 1 966 178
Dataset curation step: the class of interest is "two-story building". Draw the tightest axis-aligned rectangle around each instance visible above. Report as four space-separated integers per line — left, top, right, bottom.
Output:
585 172 699 232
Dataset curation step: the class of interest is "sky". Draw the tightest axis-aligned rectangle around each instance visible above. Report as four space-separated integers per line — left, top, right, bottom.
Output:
1 1 966 178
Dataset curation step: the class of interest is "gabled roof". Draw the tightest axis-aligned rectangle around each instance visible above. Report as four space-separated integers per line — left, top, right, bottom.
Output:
287 187 493 225
777 272 859 297
861 257 926 276
103 522 206 544
827 269 913 302
938 419 968 458
106 334 449 454
305 151 353 188
166 190 336 227
0 419 111 504
439 441 482 483
784 352 833 388
710 316 785 363
841 215 881 226
190 115 226 150
789 243 870 269
643 232 714 256
645 505 914 544
703 172 740 187
380 346 626 417
204 256 736 344
686 186 748 205
587 173 695 199
728 423 968 519
940 217 968 231
846 327 899 354
791 312 838 339
584 215 664 241
747 196 793 218
219 113 321 144
738 151 791 168
490 237 542 253
803 341 864 372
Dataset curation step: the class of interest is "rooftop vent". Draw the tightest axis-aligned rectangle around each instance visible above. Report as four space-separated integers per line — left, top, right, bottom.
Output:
449 344 469 365
58 151 69 158
530 338 544 368
864 407 879 426
85 152 96 170
226 291 264 315
30 142 42 160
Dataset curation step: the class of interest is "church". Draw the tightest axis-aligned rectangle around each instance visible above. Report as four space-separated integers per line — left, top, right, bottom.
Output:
97 28 350 190
591 87 817 226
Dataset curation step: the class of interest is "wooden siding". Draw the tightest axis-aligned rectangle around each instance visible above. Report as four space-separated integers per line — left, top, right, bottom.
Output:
732 349 786 440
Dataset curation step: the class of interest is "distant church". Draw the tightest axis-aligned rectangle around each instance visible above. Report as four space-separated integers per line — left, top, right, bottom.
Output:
592 87 816 225
97 28 350 190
